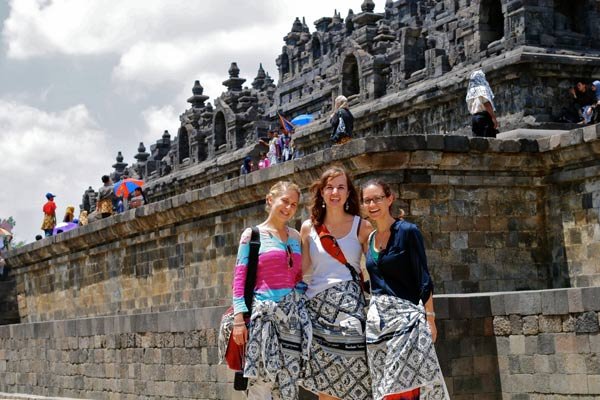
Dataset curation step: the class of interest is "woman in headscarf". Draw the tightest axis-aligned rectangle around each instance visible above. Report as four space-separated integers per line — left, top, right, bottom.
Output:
226 181 310 400
466 69 498 137
300 166 373 400
360 180 449 400
329 95 354 144
241 156 253 175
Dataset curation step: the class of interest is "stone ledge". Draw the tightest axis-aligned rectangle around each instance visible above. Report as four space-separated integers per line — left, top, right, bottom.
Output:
0 306 227 339
0 393 82 400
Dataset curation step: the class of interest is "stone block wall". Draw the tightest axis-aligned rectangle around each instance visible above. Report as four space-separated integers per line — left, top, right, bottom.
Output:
434 287 600 399
0 269 18 325
0 307 232 400
5 127 600 324
1 288 599 399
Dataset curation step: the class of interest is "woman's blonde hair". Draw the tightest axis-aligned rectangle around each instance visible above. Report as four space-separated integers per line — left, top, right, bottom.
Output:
334 95 348 110
265 181 301 212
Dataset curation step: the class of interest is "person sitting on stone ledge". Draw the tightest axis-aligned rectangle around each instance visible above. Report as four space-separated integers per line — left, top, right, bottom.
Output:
78 210 89 226
128 187 146 209
240 156 253 175
96 175 114 218
466 69 498 138
569 80 599 124
62 205 75 223
329 95 354 144
258 152 270 169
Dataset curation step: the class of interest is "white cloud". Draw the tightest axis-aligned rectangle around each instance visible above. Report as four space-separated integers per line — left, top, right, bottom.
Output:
0 99 111 243
140 104 180 145
0 0 373 243
2 0 283 59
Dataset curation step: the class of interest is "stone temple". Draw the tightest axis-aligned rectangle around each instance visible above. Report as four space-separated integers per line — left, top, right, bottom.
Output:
2 1 600 399
82 0 600 206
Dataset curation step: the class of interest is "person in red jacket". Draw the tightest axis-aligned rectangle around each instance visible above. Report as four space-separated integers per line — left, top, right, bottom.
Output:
41 192 57 237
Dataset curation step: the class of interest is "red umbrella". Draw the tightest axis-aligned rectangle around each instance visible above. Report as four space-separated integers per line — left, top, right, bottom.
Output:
0 228 12 237
113 178 144 198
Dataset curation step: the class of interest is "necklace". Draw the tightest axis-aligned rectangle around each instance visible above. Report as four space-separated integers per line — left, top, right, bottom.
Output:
263 225 289 243
376 230 390 250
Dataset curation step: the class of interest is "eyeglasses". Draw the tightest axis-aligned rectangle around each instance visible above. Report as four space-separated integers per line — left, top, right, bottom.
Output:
362 195 386 205
286 245 294 269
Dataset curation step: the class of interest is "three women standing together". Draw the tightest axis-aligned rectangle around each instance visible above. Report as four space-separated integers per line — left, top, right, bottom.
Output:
227 167 448 400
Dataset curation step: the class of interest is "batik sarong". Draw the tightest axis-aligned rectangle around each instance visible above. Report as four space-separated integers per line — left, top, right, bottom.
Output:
244 289 312 400
366 295 450 400
302 280 372 400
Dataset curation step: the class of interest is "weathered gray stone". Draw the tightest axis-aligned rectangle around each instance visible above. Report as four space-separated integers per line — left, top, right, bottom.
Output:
575 312 600 333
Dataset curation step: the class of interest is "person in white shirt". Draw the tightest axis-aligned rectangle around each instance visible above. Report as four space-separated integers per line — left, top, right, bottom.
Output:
466 69 498 137
300 166 373 400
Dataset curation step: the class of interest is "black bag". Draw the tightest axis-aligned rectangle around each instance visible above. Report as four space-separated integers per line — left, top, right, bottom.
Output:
219 227 261 391
330 111 349 143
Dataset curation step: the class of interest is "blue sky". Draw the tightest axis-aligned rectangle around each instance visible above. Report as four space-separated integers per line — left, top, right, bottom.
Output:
0 0 371 243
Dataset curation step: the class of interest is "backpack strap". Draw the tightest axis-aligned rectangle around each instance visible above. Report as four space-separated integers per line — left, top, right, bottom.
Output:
243 226 261 317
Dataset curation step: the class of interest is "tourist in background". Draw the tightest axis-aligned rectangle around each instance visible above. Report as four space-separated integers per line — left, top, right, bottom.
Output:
129 187 146 209
63 205 75 223
329 95 354 144
240 156 253 175
360 180 449 400
300 166 373 400
569 80 599 124
279 130 292 162
97 175 114 218
41 192 57 237
258 152 270 169
78 210 89 226
466 69 498 137
230 181 309 400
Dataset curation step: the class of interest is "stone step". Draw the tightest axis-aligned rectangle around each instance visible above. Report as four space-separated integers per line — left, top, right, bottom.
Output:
0 394 82 400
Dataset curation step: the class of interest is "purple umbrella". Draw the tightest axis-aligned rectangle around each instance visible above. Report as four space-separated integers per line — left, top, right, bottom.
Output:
53 222 79 235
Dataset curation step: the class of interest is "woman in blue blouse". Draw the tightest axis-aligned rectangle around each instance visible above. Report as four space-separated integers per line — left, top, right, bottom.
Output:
361 180 449 400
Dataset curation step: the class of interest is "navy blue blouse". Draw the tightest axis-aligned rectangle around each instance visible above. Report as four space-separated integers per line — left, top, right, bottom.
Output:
366 219 434 305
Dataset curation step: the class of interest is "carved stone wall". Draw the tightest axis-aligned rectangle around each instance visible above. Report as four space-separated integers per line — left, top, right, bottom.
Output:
100 0 600 205
6 126 600 323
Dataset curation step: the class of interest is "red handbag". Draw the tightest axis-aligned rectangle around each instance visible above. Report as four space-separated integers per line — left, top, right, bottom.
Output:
221 227 260 371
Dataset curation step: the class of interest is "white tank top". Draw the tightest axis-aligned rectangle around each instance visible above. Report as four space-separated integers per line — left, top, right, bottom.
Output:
306 215 363 299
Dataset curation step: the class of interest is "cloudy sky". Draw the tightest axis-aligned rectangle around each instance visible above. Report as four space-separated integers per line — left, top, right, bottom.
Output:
0 0 373 244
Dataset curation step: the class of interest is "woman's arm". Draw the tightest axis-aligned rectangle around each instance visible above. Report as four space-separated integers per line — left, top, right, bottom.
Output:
408 225 437 342
358 218 374 253
423 293 437 343
329 110 339 128
300 220 313 281
483 101 498 129
232 228 253 345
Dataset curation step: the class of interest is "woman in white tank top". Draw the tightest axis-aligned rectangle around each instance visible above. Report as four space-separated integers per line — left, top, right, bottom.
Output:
300 166 373 400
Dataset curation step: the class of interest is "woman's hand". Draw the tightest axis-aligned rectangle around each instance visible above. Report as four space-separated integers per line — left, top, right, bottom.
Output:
233 323 248 346
233 313 248 345
427 316 437 343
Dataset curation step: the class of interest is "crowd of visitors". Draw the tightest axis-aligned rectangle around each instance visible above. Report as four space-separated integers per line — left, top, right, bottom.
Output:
39 175 146 239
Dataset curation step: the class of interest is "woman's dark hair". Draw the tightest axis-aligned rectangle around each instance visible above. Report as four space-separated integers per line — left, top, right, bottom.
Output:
101 175 110 183
309 166 360 226
360 179 405 218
